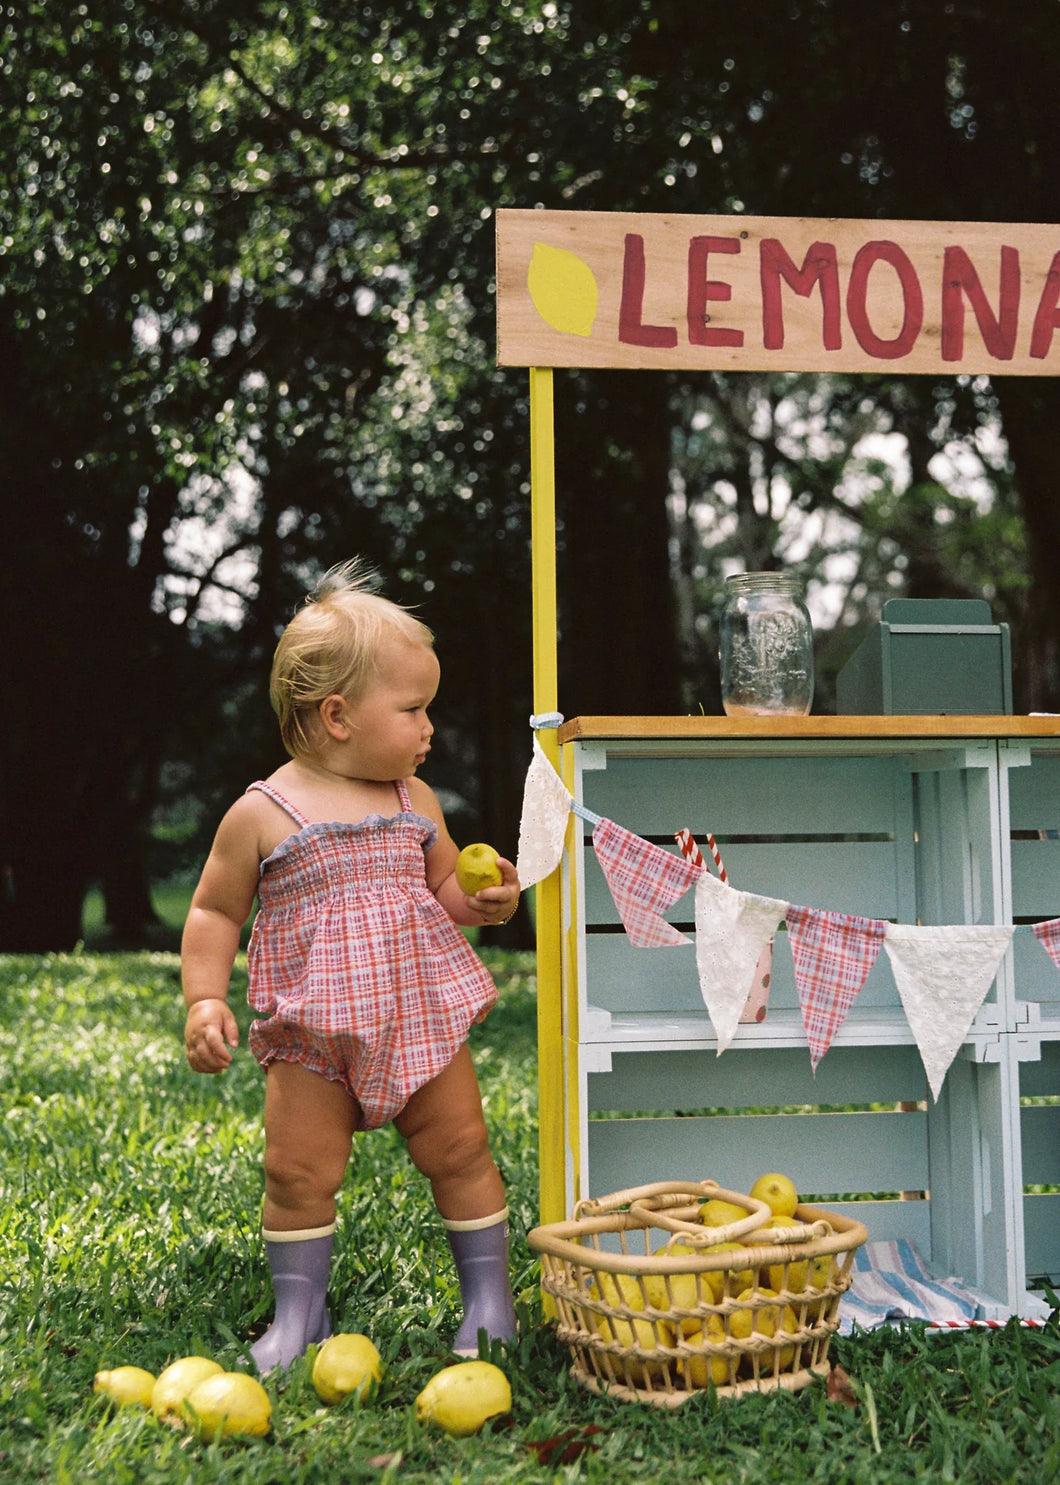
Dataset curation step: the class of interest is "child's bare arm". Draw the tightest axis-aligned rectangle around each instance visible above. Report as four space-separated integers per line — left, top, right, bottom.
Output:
410 778 521 927
181 798 261 1073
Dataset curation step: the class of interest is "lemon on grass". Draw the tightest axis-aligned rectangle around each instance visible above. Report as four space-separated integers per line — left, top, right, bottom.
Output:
183 1372 271 1441
311 1333 383 1405
415 1360 511 1437
93 1365 156 1408
151 1357 225 1426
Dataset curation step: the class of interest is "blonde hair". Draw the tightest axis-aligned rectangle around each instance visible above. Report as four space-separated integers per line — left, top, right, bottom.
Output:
269 559 434 757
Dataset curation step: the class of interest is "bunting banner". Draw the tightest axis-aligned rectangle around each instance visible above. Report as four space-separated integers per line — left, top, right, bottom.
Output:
884 923 1014 1101
515 738 1060 1095
694 870 787 1053
1032 917 1060 971
515 736 574 889
592 817 701 947
786 905 888 1070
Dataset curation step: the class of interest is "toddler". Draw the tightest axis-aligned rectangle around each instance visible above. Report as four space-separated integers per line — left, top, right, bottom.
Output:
181 561 521 1371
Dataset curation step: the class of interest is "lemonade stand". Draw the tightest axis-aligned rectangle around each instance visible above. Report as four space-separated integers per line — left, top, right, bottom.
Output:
495 209 1060 1384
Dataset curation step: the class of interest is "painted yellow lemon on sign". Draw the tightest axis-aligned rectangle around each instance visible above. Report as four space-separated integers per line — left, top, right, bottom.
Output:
527 242 598 337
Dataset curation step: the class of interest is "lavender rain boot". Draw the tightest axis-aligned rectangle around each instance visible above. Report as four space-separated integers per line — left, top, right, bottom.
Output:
249 1224 335 1373
444 1207 518 1357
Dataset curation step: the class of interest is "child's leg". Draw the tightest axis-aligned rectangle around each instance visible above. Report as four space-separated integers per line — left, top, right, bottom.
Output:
263 1059 359 1231
251 1061 359 1372
395 1044 516 1353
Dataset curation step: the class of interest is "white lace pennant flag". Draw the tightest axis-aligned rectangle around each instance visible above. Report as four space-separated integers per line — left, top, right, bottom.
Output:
515 736 573 888
884 923 1013 1100
593 818 700 947
694 870 787 1053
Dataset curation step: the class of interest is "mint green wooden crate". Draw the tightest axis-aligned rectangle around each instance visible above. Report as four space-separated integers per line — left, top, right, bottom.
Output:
567 734 1025 1315
577 742 1005 1026
1014 1035 1060 1289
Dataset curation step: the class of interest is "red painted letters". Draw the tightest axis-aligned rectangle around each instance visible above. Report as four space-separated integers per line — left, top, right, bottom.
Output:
619 234 678 348
760 240 842 351
687 236 744 347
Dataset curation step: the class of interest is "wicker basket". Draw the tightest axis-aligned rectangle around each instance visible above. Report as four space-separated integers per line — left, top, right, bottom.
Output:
527 1178 868 1407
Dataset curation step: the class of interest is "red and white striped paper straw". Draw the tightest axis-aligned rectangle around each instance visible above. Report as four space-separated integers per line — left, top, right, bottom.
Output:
675 828 727 883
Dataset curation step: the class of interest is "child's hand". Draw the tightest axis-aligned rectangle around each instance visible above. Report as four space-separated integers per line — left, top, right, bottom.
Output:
184 999 240 1074
465 856 521 927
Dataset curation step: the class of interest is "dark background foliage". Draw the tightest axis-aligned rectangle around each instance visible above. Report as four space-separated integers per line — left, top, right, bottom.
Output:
3 0 1059 949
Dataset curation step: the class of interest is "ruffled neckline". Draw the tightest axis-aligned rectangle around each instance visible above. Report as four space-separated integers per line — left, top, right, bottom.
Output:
260 809 438 873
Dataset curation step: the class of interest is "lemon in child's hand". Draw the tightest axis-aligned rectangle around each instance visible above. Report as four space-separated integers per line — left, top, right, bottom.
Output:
455 843 503 896
151 1356 225 1425
415 1360 511 1436
93 1365 156 1408
183 1371 271 1440
311 1333 382 1405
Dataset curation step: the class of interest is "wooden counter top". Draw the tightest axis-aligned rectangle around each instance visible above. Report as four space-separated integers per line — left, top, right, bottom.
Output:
557 714 1060 743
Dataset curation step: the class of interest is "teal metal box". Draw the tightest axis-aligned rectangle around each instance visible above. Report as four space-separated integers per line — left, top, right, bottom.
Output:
836 598 1012 715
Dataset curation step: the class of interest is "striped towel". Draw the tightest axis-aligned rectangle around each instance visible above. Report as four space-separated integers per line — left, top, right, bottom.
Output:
838 1240 983 1333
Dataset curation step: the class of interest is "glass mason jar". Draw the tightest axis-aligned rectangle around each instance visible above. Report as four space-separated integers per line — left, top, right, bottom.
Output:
719 572 815 716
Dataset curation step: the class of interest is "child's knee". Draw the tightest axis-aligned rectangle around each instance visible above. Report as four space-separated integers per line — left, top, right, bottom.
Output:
406 1117 493 1184
264 1144 345 1207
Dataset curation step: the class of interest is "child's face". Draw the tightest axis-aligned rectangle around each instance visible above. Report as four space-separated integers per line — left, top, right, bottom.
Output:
337 636 440 780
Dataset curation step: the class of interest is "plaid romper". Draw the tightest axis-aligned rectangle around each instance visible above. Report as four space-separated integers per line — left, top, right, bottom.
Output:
245 779 498 1128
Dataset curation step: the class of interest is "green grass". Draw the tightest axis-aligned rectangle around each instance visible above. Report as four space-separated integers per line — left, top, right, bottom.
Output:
3 950 1060 1483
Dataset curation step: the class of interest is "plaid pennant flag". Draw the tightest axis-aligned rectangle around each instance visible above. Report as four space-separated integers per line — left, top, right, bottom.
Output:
1032 918 1060 970
592 817 700 947
786 904 887 1070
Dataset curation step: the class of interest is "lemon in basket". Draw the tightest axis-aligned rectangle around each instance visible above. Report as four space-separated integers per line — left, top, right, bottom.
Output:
643 1240 697 1313
681 1314 731 1388
702 1242 756 1301
699 1198 749 1229
731 1288 799 1370
749 1172 800 1219
590 1270 645 1312
802 1252 839 1318
758 1216 810 1292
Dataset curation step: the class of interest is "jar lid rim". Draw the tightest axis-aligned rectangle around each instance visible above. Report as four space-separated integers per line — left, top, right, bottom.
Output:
725 570 801 586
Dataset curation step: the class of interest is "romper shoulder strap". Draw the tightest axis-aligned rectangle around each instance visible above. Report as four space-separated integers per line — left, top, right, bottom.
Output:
246 781 310 828
395 778 413 812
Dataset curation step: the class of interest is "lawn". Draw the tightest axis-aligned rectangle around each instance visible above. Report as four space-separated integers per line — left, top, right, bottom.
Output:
2 948 1059 1484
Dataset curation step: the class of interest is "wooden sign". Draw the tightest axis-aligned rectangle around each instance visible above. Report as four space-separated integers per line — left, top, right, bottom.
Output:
496 208 1060 374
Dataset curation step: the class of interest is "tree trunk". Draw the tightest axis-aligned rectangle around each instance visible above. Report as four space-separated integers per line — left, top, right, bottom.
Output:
992 378 1060 711
555 370 682 715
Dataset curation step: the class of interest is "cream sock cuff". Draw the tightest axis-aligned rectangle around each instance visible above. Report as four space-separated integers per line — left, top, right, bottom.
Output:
262 1222 337 1243
441 1206 509 1233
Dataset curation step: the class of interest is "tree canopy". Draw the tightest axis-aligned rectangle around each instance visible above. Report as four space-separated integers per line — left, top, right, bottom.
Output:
3 0 1059 948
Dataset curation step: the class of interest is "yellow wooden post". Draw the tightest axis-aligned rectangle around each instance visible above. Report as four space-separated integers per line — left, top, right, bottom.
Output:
529 365 566 1225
